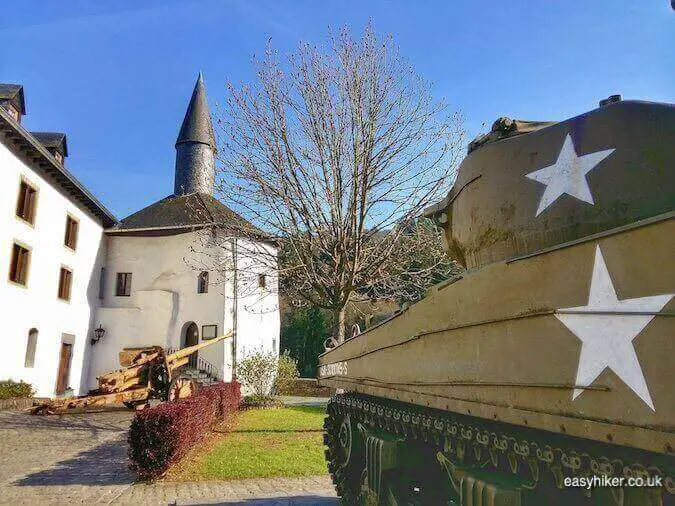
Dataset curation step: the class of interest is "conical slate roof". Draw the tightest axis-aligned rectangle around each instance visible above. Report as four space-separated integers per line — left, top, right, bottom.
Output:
175 72 216 150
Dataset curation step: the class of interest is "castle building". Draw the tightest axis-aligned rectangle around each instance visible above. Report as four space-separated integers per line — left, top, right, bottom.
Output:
0 76 280 398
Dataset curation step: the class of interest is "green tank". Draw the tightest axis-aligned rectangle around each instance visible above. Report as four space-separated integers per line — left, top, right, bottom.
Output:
318 96 675 505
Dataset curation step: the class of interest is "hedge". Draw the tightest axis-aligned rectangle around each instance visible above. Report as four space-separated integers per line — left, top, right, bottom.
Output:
0 380 33 400
128 381 241 480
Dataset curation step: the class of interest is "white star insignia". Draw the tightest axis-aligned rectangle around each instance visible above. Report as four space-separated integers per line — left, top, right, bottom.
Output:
555 246 673 411
526 134 615 216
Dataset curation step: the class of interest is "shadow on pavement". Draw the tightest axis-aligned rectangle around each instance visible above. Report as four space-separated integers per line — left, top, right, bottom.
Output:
14 437 135 486
0 409 132 436
184 496 339 506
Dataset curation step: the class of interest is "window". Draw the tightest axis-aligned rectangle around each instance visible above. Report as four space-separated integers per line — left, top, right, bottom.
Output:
25 328 38 367
15 180 37 225
5 104 20 121
116 272 132 296
202 324 218 340
197 271 209 294
64 215 79 250
258 274 267 289
98 267 106 300
9 243 30 286
58 267 73 301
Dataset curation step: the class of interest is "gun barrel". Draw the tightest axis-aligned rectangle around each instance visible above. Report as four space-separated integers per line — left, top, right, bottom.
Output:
167 332 232 362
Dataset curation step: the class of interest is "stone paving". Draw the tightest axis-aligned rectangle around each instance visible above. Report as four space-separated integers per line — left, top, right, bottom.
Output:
0 410 337 505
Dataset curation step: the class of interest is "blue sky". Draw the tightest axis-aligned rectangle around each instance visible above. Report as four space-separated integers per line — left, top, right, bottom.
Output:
1 0 673 219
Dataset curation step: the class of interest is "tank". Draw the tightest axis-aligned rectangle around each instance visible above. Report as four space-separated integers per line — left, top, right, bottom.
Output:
318 97 675 505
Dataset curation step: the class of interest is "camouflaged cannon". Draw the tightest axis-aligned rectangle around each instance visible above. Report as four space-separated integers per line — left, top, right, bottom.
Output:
318 96 675 505
31 333 231 415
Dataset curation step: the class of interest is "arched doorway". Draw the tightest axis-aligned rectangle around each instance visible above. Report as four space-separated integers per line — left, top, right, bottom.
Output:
182 322 199 368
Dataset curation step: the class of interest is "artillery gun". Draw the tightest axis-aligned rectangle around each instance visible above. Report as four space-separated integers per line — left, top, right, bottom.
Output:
318 97 675 505
31 333 231 415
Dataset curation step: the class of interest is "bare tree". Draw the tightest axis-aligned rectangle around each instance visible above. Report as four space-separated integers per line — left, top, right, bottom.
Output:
214 23 465 343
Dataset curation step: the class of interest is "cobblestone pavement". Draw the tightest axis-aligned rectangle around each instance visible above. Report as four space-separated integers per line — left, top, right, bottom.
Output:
0 410 337 505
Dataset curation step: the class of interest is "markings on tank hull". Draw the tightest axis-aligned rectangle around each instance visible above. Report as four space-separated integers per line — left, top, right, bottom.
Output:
319 361 348 378
555 245 673 411
526 134 614 216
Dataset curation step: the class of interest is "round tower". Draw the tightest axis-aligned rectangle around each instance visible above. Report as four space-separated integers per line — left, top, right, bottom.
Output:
174 72 216 196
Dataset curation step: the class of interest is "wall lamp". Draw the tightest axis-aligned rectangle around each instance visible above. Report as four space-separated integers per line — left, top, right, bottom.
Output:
91 324 106 346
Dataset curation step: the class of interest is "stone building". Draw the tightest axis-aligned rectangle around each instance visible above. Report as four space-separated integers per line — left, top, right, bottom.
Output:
0 76 279 398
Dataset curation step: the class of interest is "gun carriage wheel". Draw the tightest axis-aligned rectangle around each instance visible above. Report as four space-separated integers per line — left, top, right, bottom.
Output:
167 376 199 402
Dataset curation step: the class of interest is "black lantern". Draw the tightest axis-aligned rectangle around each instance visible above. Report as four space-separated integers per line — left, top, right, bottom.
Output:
91 324 105 345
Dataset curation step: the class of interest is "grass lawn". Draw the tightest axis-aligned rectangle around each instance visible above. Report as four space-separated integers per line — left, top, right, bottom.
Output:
167 405 329 481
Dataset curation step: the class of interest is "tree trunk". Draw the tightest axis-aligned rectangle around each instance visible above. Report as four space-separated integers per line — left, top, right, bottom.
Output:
336 307 347 344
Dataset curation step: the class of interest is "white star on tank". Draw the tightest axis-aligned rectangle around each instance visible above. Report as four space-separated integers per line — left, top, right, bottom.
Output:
555 246 673 411
526 134 614 216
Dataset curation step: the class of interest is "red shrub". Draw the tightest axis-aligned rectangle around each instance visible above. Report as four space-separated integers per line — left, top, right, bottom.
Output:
128 381 240 480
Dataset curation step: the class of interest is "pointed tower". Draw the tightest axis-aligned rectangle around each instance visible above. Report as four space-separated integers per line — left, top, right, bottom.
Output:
174 73 217 196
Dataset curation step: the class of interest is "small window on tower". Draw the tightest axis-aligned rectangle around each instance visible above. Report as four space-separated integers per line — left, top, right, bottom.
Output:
116 272 132 297
197 271 209 294
16 179 37 225
258 274 266 289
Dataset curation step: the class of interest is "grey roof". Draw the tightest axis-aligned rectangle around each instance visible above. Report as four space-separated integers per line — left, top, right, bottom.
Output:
0 105 116 226
0 83 26 115
31 131 68 156
110 192 266 238
175 73 216 150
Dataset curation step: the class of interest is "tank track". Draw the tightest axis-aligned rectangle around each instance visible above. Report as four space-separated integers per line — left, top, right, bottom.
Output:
324 392 675 504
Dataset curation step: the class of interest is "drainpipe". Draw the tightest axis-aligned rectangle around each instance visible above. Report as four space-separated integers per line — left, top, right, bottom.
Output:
231 238 238 380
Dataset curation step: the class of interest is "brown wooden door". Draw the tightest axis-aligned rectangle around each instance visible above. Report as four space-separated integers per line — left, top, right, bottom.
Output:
183 323 199 368
55 342 73 394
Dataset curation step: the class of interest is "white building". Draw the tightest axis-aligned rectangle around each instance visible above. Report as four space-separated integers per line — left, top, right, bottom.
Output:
0 77 280 398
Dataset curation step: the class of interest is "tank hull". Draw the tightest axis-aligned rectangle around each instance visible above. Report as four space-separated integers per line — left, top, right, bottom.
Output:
320 216 674 455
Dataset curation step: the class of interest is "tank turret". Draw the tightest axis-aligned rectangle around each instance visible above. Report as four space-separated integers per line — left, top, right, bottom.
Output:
426 99 675 269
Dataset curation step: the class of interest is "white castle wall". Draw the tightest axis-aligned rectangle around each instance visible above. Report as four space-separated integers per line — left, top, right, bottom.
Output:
89 230 230 387
234 239 280 361
89 232 280 388
0 141 106 397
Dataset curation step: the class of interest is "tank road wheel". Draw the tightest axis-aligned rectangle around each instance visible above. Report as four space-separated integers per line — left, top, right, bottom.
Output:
167 377 199 402
324 399 365 504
